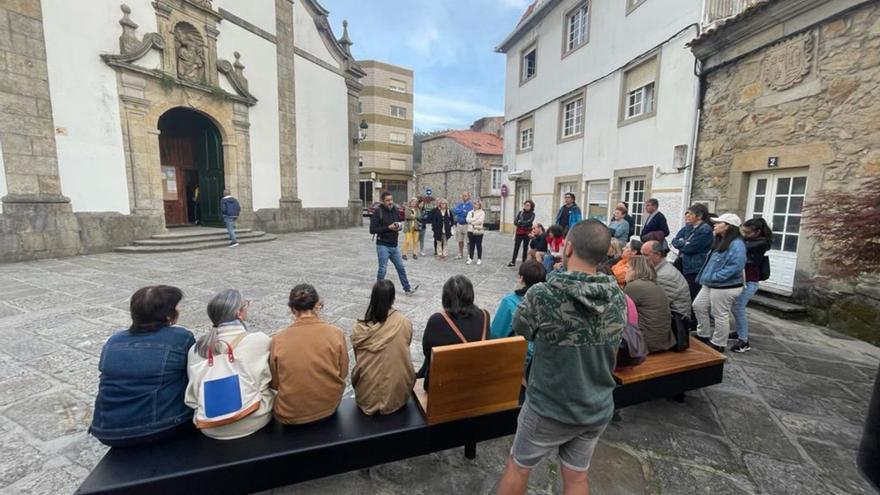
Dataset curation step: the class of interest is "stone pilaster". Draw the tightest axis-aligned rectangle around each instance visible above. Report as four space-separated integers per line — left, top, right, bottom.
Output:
0 0 81 261
275 0 300 208
346 78 363 221
118 73 163 216
230 102 254 226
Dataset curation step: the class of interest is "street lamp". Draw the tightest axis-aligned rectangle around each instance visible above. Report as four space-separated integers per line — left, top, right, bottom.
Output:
358 119 368 142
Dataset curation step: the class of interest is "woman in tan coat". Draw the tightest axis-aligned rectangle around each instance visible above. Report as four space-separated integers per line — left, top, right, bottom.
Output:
351 280 415 415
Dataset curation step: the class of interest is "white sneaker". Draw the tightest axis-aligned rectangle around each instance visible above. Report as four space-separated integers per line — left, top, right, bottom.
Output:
466 258 472 265
477 259 482 265
230 242 239 247
419 251 425 256
455 254 462 260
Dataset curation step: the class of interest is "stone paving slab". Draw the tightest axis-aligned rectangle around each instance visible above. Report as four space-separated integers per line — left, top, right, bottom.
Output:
0 223 878 494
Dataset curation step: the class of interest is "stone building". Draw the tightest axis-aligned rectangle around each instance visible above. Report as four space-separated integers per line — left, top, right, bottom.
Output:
690 0 879 329
0 0 365 262
357 60 414 207
416 122 504 226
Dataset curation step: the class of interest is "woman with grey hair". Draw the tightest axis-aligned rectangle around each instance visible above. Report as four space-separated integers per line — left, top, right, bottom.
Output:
185 289 274 439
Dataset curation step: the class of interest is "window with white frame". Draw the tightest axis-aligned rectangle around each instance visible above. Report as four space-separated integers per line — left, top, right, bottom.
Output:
586 180 609 222
558 182 577 207
561 96 584 139
521 45 537 83
389 78 407 93
622 56 658 122
389 132 406 145
621 177 646 234
518 116 534 151
565 3 589 53
491 168 503 192
390 105 407 119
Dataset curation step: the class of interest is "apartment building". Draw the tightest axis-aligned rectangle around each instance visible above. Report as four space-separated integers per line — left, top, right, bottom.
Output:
496 0 702 238
357 60 415 206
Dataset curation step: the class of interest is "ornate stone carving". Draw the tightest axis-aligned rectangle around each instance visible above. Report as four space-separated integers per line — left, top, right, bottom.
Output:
762 33 813 91
174 23 206 83
101 4 164 65
218 52 257 104
188 0 213 8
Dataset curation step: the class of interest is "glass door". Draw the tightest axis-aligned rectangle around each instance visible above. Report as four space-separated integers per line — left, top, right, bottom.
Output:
621 177 646 234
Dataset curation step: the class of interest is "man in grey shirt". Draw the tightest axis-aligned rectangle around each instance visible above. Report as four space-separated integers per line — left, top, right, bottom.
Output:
642 240 692 317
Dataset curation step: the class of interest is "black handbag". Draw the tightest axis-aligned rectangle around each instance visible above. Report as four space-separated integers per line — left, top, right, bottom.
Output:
671 312 690 352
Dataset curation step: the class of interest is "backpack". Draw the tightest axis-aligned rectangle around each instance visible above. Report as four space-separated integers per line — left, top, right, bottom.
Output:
617 295 648 367
193 333 261 429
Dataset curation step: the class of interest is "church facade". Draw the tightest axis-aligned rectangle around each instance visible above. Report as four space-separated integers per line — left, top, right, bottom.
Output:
0 0 365 262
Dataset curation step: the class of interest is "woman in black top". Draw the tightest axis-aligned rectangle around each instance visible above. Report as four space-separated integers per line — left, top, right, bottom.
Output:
431 198 454 259
508 200 536 267
417 275 491 390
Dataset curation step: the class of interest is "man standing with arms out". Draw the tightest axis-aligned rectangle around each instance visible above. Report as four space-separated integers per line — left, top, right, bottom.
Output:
452 191 473 260
555 192 583 234
496 220 626 495
640 198 670 244
370 192 418 295
220 189 241 247
642 240 692 318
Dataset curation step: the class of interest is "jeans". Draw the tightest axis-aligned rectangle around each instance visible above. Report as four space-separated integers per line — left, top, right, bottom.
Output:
224 216 237 243
511 234 530 263
467 233 483 260
376 244 411 292
694 286 742 347
731 281 759 341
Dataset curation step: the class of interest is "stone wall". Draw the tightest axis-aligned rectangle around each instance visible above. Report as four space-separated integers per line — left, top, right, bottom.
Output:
692 2 880 340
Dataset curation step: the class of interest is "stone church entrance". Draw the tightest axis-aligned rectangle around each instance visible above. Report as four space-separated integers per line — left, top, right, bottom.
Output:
158 108 224 227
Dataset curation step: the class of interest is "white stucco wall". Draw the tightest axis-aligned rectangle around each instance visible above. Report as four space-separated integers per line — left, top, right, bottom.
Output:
216 21 281 210
293 55 350 208
293 0 340 69
41 0 147 214
215 0 276 37
500 0 701 234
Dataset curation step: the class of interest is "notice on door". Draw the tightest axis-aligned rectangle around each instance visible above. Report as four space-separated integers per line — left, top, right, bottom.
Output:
162 166 178 200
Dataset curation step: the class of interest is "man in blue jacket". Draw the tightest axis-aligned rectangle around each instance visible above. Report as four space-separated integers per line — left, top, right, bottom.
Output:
220 189 241 247
554 193 582 233
452 192 473 259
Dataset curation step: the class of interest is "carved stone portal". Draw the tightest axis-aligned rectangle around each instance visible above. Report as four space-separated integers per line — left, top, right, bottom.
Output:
761 32 813 91
174 22 206 83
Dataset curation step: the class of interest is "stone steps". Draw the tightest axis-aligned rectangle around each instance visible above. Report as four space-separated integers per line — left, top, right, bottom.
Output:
114 228 276 253
749 293 808 317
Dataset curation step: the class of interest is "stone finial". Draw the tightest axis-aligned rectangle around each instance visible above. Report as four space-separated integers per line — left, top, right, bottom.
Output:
218 51 256 104
233 51 245 72
119 4 141 53
338 20 353 55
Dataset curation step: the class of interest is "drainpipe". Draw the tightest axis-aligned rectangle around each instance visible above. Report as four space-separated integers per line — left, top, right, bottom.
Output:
683 31 705 220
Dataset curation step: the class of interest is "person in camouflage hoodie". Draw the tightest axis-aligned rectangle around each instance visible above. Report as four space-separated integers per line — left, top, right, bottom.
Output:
496 219 626 495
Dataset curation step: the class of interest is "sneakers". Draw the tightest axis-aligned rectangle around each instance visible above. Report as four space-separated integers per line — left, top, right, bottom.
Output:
695 335 711 345
477 259 482 265
402 255 408 260
466 258 473 265
455 254 463 260
413 254 418 260
229 242 239 247
405 285 419 295
711 343 726 353
419 251 425 256
507 261 516 267
728 331 739 340
731 340 751 353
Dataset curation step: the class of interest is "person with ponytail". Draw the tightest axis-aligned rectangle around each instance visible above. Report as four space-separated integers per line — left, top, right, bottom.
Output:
728 217 772 353
185 289 274 439
350 280 415 415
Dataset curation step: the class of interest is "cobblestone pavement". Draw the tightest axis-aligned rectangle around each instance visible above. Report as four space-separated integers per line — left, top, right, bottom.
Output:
0 224 877 494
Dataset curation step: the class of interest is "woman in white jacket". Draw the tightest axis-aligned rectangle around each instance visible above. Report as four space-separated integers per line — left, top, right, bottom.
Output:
185 289 275 440
466 199 487 265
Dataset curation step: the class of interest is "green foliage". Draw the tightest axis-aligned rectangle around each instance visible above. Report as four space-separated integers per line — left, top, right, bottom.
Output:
803 177 880 278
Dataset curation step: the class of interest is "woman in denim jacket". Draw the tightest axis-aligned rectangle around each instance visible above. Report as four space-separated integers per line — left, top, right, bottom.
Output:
90 285 195 447
693 213 747 353
671 203 715 300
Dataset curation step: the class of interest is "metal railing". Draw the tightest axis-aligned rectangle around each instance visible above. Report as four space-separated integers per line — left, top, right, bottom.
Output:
702 0 763 27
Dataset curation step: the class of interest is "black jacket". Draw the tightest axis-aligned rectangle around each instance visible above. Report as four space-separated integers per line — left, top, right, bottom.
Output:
370 204 400 247
640 211 670 241
431 208 454 241
625 214 636 238
514 210 535 232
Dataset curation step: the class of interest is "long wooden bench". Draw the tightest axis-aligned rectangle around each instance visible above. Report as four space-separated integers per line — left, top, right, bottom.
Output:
75 336 723 495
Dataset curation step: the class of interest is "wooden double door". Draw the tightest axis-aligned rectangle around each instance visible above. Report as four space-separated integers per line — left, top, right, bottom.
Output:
159 108 224 227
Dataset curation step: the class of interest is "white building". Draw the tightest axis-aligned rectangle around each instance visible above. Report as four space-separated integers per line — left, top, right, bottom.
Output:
495 0 702 237
0 0 365 261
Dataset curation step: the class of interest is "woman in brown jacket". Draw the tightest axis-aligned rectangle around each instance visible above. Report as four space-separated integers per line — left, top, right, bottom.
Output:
270 284 348 425
351 280 415 415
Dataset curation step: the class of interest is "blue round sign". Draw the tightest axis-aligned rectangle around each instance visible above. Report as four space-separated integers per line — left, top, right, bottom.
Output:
425 188 433 196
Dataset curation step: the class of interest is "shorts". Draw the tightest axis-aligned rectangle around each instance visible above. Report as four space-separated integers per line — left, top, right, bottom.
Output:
510 402 607 472
454 223 468 243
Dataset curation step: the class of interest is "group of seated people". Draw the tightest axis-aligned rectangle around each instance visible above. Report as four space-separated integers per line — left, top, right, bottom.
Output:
89 264 551 448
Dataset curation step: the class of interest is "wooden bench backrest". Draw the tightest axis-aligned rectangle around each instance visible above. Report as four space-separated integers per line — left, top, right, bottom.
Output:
613 336 726 385
414 336 527 425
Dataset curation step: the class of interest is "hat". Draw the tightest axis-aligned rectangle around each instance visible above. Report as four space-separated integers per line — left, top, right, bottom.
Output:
711 213 742 228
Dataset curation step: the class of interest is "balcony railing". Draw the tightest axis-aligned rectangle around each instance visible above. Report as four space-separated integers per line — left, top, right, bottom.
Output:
702 0 763 27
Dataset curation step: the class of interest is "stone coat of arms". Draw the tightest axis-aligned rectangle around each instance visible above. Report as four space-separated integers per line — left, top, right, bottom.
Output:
762 32 813 91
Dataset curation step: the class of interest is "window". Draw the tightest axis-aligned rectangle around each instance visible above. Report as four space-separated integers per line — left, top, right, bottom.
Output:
561 96 584 139
491 167 503 192
518 116 534 151
521 45 537 83
389 158 407 170
565 3 589 53
621 177 646 234
389 132 406 145
621 56 658 123
390 105 407 119
515 182 531 208
586 180 609 222
389 78 407 93
558 182 577 207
